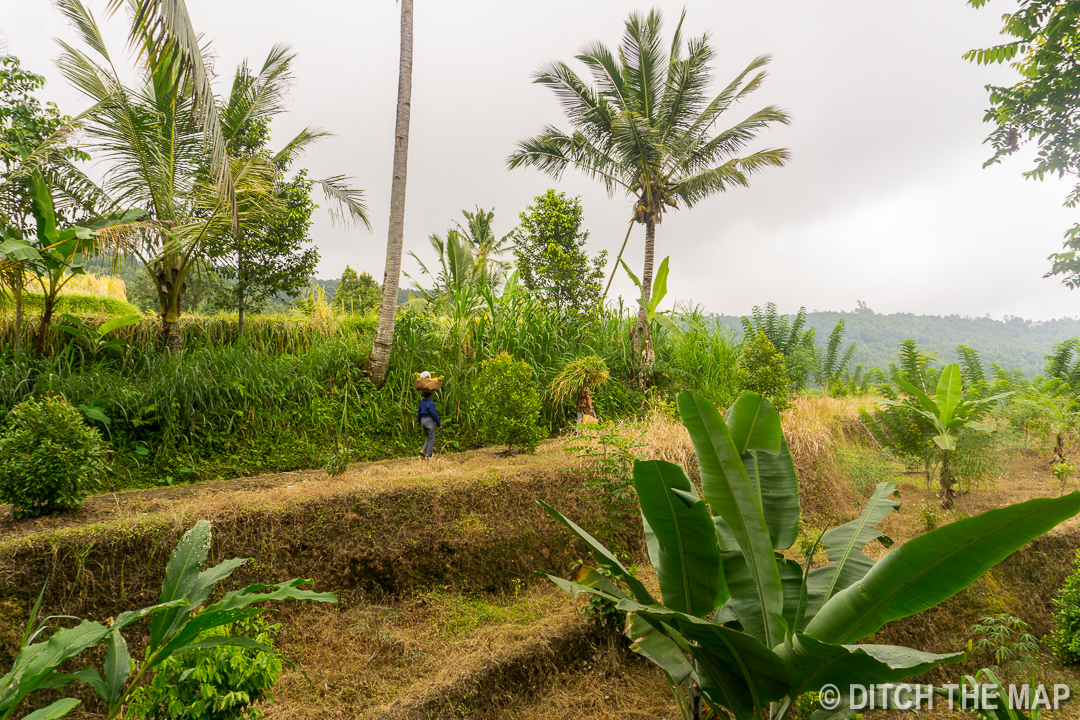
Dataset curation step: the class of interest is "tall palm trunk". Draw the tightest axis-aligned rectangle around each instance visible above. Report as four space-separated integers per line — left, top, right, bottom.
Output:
631 219 656 385
13 266 24 357
154 257 185 353
237 234 246 337
369 0 414 388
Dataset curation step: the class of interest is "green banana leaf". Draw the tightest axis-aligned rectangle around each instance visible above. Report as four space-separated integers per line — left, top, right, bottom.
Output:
538 500 657 605
780 631 963 698
18 698 81 720
632 604 790 719
806 492 1080 644
806 482 899 610
936 364 963 424
634 459 724 617
678 391 786 648
721 554 804 643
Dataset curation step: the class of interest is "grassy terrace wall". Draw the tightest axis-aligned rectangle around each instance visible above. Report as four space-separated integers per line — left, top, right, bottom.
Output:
0 446 610 662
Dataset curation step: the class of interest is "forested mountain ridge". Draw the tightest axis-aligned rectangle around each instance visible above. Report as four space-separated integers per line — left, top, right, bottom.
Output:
711 309 1080 377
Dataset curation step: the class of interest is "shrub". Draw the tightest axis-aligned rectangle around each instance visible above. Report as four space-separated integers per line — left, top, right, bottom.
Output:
470 352 545 453
739 331 791 411
127 613 283 720
1051 549 1080 664
0 392 107 518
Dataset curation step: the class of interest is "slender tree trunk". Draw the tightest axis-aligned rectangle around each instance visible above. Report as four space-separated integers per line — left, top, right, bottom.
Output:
13 267 23 357
237 238 246 337
33 296 55 357
155 259 184 353
369 0 414 388
940 449 955 509
631 219 656 386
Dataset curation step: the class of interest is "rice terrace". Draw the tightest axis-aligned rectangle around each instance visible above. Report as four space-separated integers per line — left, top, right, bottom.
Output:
6 1 1080 719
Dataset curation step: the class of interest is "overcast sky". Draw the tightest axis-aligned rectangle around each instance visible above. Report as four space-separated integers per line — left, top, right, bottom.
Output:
5 0 1077 320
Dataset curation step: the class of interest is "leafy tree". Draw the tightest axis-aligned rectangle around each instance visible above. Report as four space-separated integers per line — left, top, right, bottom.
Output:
509 9 789 375
470 351 545 454
815 318 856 395
741 303 816 390
57 7 367 350
335 265 380 314
882 363 1010 508
407 207 512 301
0 53 98 355
540 390 1080 719
965 1 1080 286
512 189 606 316
370 0 415 388
739 331 791 411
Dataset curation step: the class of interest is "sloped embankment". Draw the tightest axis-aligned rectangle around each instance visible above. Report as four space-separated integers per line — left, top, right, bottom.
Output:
0 444 609 658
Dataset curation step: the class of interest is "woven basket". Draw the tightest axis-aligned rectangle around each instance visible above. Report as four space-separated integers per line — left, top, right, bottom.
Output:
415 377 442 392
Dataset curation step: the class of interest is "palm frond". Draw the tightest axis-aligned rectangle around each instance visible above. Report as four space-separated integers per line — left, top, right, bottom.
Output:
315 175 371 230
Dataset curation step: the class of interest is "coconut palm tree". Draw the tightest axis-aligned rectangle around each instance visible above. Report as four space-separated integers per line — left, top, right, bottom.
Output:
370 0 414 388
508 9 790 377
56 0 367 349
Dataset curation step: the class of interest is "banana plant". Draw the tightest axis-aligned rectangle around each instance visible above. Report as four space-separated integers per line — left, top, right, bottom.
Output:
0 520 336 720
539 390 1080 720
0 170 146 356
882 363 1012 507
619 255 684 339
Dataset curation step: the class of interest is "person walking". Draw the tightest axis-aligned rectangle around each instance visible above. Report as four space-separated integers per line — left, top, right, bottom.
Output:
417 390 441 459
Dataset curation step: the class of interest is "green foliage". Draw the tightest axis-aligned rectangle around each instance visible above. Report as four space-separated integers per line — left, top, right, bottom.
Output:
966 1 1080 284
128 614 283 720
408 207 512 301
470 352 545 454
1 292 141 317
512 189 606 317
334 266 381 315
815 318 856 395
741 303 816 391
1051 549 1080 664
565 422 646 557
739 331 791 411
539 390 1080 719
836 448 901 496
0 520 335 720
0 392 107 518
970 614 1040 682
548 355 608 418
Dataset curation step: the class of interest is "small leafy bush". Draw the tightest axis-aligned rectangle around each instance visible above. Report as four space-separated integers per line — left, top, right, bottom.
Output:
127 614 283 720
470 352 545 453
1051 549 1080 664
738 332 791 411
0 392 107 518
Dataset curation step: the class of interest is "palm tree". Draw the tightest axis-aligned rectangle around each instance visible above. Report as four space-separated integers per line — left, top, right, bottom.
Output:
508 9 790 377
56 1 367 349
369 0 414 388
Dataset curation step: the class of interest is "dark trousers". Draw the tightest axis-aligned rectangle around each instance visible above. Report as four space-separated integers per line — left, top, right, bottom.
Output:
421 416 437 457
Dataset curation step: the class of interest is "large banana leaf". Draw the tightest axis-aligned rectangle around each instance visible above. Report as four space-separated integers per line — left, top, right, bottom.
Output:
805 482 899 612
721 554 804 643
936 364 963 424
632 604 789 720
540 571 694 685
538 500 658 605
634 460 724 616
742 436 800 551
806 492 1080 644
726 392 782 456
678 391 785 648
780 632 963 699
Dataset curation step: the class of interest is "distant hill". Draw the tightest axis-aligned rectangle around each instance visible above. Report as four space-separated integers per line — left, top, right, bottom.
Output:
710 310 1080 377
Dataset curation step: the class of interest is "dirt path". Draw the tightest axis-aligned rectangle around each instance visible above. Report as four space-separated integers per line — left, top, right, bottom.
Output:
0 441 573 543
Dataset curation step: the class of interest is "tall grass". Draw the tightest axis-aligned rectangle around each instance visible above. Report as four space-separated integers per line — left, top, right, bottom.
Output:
0 291 746 489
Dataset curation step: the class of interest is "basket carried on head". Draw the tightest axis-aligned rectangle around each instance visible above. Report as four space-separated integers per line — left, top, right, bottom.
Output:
415 376 442 392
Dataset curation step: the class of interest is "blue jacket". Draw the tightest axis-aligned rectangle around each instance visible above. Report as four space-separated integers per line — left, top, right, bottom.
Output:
418 397 441 427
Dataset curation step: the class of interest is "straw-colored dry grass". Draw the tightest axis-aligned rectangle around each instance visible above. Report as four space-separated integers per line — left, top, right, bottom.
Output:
58 273 128 300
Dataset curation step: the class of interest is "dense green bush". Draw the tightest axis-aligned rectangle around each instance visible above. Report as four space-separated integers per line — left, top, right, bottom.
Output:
470 352 545 453
128 614 283 720
1051 549 1080 664
738 331 791 411
0 392 108 518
